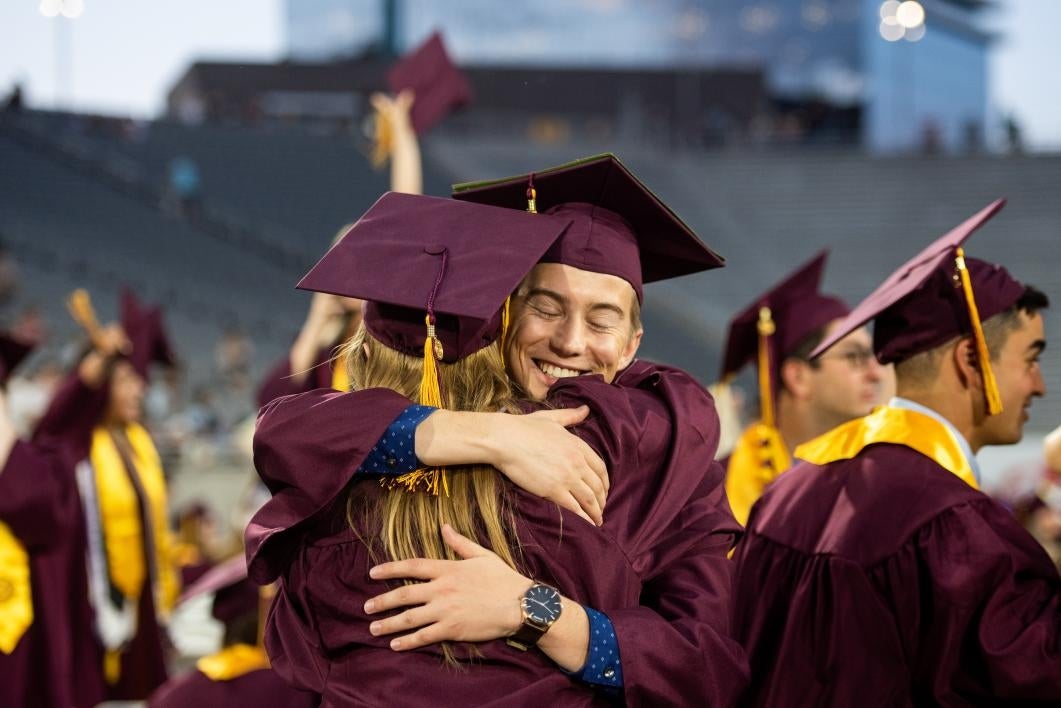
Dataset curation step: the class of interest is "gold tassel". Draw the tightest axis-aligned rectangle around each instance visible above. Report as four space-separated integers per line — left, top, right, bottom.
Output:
955 248 1003 415
526 177 537 214
756 306 776 429
383 315 449 496
499 295 512 368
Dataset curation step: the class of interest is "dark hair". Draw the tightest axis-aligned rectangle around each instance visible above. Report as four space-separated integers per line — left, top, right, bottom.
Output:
776 324 831 392
983 285 1050 359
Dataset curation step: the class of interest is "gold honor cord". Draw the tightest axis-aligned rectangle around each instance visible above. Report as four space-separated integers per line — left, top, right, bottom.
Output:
954 248 1003 416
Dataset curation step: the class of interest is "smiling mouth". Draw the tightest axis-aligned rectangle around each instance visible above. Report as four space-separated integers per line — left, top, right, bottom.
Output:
534 359 589 379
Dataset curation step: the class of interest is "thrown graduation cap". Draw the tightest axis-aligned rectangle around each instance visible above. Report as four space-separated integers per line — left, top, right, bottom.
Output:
387 32 472 135
811 199 1024 416
452 153 723 302
120 290 176 379
178 555 258 626
720 250 849 427
298 191 572 364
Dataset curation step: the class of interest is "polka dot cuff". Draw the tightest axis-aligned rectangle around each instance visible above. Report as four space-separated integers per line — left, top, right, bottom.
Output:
358 405 436 475
578 606 623 689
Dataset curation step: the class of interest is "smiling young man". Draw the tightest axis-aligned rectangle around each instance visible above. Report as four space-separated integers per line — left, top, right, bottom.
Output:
247 157 750 705
718 252 888 525
732 200 1061 706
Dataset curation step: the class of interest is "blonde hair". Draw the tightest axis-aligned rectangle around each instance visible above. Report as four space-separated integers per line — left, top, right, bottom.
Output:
340 324 523 663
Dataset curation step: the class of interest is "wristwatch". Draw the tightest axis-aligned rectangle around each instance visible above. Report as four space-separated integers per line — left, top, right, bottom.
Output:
506 582 562 651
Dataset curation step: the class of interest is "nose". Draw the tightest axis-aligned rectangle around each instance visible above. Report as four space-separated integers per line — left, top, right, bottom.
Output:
550 316 586 358
1032 366 1046 398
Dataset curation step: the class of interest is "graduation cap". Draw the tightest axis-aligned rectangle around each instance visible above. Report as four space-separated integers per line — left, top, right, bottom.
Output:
812 199 1024 416
120 290 176 379
452 153 724 303
387 32 472 135
720 251 849 428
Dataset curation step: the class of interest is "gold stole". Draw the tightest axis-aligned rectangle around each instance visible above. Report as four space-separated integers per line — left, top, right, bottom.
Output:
0 521 32 654
725 421 792 527
196 643 271 681
794 406 980 491
90 424 179 631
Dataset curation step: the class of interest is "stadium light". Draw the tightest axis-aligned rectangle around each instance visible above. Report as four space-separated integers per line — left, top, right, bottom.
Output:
896 1 925 29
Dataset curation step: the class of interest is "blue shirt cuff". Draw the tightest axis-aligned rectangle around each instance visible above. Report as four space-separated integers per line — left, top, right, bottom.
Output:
357 404 436 475
577 606 623 689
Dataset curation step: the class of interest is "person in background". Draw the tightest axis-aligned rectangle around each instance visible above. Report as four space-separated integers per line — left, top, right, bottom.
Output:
717 251 887 525
148 556 317 708
732 200 1060 706
31 289 181 701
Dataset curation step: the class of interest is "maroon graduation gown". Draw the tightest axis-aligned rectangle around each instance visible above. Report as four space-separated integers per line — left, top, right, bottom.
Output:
733 444 1061 707
31 371 170 700
148 666 320 708
257 346 336 409
247 361 747 707
0 440 105 708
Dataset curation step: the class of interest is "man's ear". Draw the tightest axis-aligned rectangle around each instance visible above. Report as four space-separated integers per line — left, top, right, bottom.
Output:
619 327 643 370
952 338 980 390
780 358 811 399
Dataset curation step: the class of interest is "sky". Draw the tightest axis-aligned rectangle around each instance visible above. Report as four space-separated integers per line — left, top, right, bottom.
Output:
0 0 1058 149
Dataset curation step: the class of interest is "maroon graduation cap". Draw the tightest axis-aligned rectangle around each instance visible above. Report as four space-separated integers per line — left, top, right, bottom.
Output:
120 290 176 379
811 199 1024 415
387 31 472 135
297 191 573 364
720 250 849 425
452 153 724 303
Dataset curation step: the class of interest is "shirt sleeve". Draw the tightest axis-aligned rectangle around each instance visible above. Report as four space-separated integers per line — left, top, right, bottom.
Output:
357 404 436 475
577 606 624 690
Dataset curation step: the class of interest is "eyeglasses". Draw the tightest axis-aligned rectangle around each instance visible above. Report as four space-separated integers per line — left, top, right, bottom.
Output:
818 348 876 371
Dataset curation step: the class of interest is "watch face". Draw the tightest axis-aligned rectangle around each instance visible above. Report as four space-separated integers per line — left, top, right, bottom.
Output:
522 584 562 625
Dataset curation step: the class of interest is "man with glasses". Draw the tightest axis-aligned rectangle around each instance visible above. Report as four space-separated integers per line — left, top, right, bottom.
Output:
718 252 888 525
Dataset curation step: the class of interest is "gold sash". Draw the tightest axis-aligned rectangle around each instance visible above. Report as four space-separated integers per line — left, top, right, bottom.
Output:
0 521 32 654
90 424 180 615
196 643 272 681
725 421 792 526
794 406 980 490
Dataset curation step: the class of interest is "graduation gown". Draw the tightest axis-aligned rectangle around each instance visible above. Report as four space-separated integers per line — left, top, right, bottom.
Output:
732 407 1061 707
0 440 105 708
31 371 174 700
148 664 319 707
247 360 747 707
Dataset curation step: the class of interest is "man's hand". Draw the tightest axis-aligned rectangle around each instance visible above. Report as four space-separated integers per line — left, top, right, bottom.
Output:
364 524 531 649
416 407 610 525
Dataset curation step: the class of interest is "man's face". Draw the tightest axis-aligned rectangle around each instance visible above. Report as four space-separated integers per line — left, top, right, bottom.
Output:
505 263 643 401
978 311 1046 445
805 323 885 425
106 360 145 425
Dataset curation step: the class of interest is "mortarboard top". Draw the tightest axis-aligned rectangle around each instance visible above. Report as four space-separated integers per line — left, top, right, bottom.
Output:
178 555 258 626
297 191 573 363
387 32 472 135
0 332 35 385
721 250 849 381
452 153 724 303
811 199 1024 415
120 290 176 379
